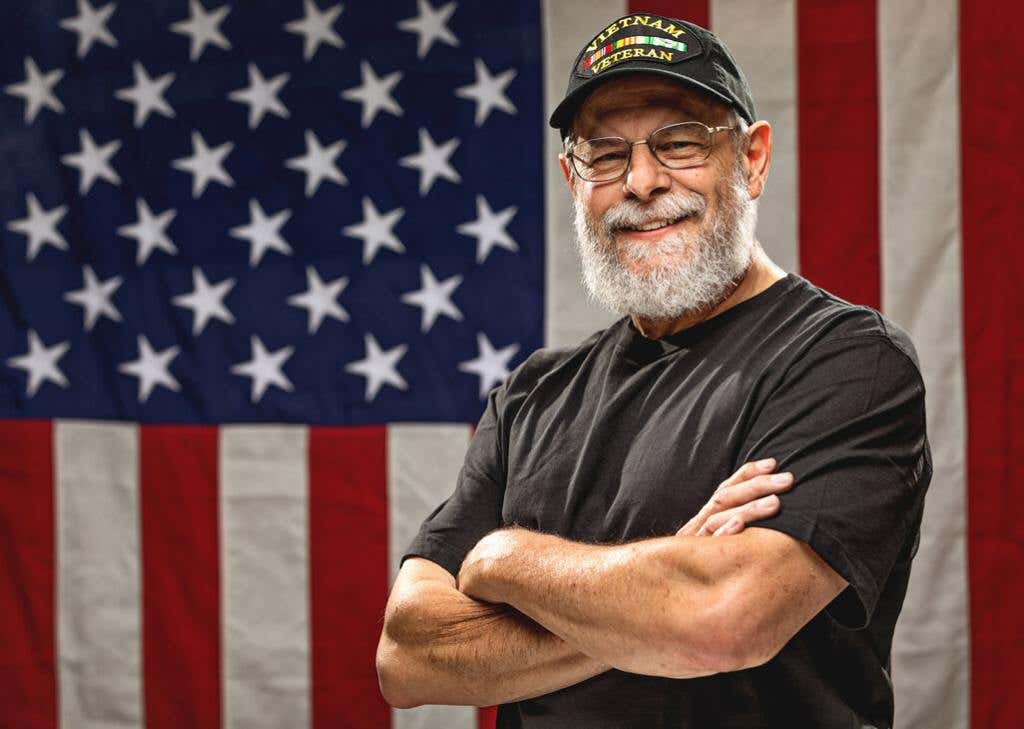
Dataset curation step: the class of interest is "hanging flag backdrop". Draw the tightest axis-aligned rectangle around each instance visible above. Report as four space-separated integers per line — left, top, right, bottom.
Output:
0 1 1019 728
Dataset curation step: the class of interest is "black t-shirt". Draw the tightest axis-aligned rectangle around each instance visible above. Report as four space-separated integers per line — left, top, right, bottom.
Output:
402 273 932 729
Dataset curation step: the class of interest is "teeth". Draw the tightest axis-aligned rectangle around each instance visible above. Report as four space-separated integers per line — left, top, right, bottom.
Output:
628 216 685 232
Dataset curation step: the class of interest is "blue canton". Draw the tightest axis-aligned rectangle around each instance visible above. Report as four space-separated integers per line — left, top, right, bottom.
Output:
0 0 543 424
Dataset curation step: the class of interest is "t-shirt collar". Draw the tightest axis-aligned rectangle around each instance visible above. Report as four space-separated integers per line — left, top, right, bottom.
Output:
613 272 800 365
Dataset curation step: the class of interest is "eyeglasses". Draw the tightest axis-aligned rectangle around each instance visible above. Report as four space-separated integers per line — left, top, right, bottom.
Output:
565 121 736 183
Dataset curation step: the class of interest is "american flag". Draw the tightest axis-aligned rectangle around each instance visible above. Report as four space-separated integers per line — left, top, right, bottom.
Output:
0 1 1019 728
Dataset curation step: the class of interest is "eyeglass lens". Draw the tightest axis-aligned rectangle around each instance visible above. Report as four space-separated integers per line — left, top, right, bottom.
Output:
571 122 712 182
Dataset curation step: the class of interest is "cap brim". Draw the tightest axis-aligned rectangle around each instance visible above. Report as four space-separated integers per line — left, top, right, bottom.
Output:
548 65 746 132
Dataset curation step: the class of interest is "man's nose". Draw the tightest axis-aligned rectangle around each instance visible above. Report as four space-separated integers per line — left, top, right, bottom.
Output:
623 142 672 201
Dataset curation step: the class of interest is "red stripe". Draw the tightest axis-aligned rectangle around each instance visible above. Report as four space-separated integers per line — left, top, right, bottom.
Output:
478 705 498 728
631 0 709 30
141 425 220 729
796 0 880 308
310 426 391 728
0 420 56 729
961 0 1024 725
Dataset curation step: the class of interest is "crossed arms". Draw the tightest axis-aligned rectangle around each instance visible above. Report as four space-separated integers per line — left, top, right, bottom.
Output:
375 460 849 709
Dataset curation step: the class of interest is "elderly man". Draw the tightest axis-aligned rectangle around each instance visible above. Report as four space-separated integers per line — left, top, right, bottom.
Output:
376 14 930 729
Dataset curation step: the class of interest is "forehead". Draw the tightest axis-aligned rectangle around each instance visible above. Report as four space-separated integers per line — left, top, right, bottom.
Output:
574 75 727 135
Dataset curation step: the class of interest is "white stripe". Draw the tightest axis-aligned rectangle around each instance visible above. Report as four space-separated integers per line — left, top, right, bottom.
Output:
392 706 478 729
55 420 142 729
543 0 624 348
877 1 969 727
388 423 476 729
220 425 310 729
387 423 471 582
711 0 800 274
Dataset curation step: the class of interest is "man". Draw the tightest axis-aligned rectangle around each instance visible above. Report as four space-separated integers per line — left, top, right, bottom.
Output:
376 14 931 729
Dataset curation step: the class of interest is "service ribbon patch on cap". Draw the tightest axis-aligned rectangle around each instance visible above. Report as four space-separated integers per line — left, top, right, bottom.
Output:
574 14 703 77
584 36 689 70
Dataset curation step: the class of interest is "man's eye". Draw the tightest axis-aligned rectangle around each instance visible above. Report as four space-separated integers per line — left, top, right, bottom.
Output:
660 141 698 151
589 151 628 166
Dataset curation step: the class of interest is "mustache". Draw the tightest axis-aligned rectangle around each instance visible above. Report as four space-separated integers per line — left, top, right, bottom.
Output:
601 193 708 233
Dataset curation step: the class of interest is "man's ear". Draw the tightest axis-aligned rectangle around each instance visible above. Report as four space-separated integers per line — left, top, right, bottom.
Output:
559 153 576 194
743 121 772 200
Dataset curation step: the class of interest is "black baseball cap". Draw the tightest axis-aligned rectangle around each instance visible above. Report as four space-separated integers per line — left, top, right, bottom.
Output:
548 14 756 136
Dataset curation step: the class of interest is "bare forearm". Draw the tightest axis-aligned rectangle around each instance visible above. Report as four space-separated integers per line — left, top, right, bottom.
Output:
452 464 814 679
460 529 728 678
377 579 610 708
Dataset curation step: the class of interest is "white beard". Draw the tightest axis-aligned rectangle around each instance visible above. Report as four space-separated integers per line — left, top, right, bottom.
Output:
571 160 758 321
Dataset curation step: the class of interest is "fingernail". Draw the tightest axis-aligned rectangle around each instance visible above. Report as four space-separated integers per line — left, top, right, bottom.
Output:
770 472 793 484
759 494 779 507
756 457 776 470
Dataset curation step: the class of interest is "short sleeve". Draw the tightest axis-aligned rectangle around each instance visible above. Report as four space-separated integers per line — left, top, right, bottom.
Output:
400 384 507 579
739 334 932 630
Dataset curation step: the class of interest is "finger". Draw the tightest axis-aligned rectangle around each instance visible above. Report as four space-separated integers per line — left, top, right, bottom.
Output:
676 492 731 536
698 493 781 536
715 457 777 493
675 469 791 538
715 472 794 509
677 509 714 536
713 516 743 536
686 472 792 532
676 471 788 537
676 514 702 537
697 494 780 536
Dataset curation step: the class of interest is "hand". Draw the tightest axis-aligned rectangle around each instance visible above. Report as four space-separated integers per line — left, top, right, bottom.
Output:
457 527 523 603
675 458 794 538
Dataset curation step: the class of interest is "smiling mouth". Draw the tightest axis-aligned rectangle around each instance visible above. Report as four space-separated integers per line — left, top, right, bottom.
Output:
620 214 693 234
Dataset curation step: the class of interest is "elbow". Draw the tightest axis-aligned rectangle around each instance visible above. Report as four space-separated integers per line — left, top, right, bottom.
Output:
698 635 779 674
671 598 780 676
376 629 423 709
376 585 433 709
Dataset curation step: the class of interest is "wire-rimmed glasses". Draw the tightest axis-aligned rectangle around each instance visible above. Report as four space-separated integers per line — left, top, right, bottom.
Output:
565 121 735 183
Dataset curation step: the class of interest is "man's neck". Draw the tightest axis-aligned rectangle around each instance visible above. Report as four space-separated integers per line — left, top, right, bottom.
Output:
630 244 787 340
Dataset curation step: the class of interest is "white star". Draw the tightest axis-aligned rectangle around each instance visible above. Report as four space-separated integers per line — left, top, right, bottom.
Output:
6 193 67 261
397 0 458 59
4 57 64 123
399 127 460 195
118 335 180 403
230 199 293 267
229 63 290 129
171 0 231 61
345 333 408 402
172 266 235 335
456 57 517 126
342 196 405 265
64 265 122 331
61 128 121 194
459 332 519 399
230 336 294 403
285 129 347 196
60 0 117 59
171 131 234 198
117 198 177 265
115 61 175 128
287 265 349 334
456 194 519 263
285 0 344 60
7 330 70 397
340 61 403 128
400 264 463 332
